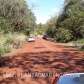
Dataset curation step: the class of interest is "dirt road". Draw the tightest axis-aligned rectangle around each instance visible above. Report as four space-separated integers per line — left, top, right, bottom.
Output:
0 38 84 84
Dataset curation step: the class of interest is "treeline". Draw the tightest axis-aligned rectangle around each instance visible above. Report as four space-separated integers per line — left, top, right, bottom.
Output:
0 0 36 55
45 0 84 42
36 23 46 35
0 0 36 35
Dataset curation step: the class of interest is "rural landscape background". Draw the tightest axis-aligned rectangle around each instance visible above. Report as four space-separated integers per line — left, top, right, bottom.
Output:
0 0 84 84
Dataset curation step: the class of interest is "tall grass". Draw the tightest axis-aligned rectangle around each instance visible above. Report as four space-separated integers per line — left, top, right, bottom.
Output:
0 33 26 56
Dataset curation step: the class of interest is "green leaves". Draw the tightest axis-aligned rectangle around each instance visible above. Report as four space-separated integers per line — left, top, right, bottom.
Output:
45 0 84 43
56 0 84 41
54 28 73 42
0 17 12 33
0 0 36 33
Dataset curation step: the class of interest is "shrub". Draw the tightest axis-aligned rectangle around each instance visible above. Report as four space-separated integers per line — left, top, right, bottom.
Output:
46 27 56 38
54 28 73 42
0 44 11 56
24 29 30 36
0 33 26 56
5 34 14 44
0 17 12 33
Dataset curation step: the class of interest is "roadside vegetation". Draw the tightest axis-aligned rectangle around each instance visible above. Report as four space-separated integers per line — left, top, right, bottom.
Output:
36 23 46 35
0 0 84 56
39 0 84 50
0 0 36 56
45 0 84 42
71 39 84 50
0 33 26 56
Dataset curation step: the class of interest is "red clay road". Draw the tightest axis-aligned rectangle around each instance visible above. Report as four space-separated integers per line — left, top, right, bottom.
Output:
0 38 84 84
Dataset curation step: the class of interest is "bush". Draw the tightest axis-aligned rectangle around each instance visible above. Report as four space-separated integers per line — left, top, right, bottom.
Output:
46 27 56 38
5 34 14 44
24 29 30 36
0 17 12 33
0 33 26 56
54 28 73 42
0 44 11 56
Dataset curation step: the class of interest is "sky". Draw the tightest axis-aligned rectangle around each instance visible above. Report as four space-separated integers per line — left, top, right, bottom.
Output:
26 0 65 24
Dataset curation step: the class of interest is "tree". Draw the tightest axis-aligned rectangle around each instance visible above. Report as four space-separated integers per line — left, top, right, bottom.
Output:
45 0 84 42
0 0 36 33
45 16 58 38
57 0 84 39
36 23 46 35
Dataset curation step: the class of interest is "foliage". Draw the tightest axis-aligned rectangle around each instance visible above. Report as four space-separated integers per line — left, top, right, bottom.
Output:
46 27 56 38
0 44 11 56
0 33 26 56
57 0 84 39
0 0 36 33
44 16 57 37
24 28 31 36
45 0 84 42
36 23 46 35
54 28 73 42
0 0 36 55
0 17 13 33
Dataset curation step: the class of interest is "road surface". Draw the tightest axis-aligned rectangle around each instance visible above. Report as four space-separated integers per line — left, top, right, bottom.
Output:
0 38 84 84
